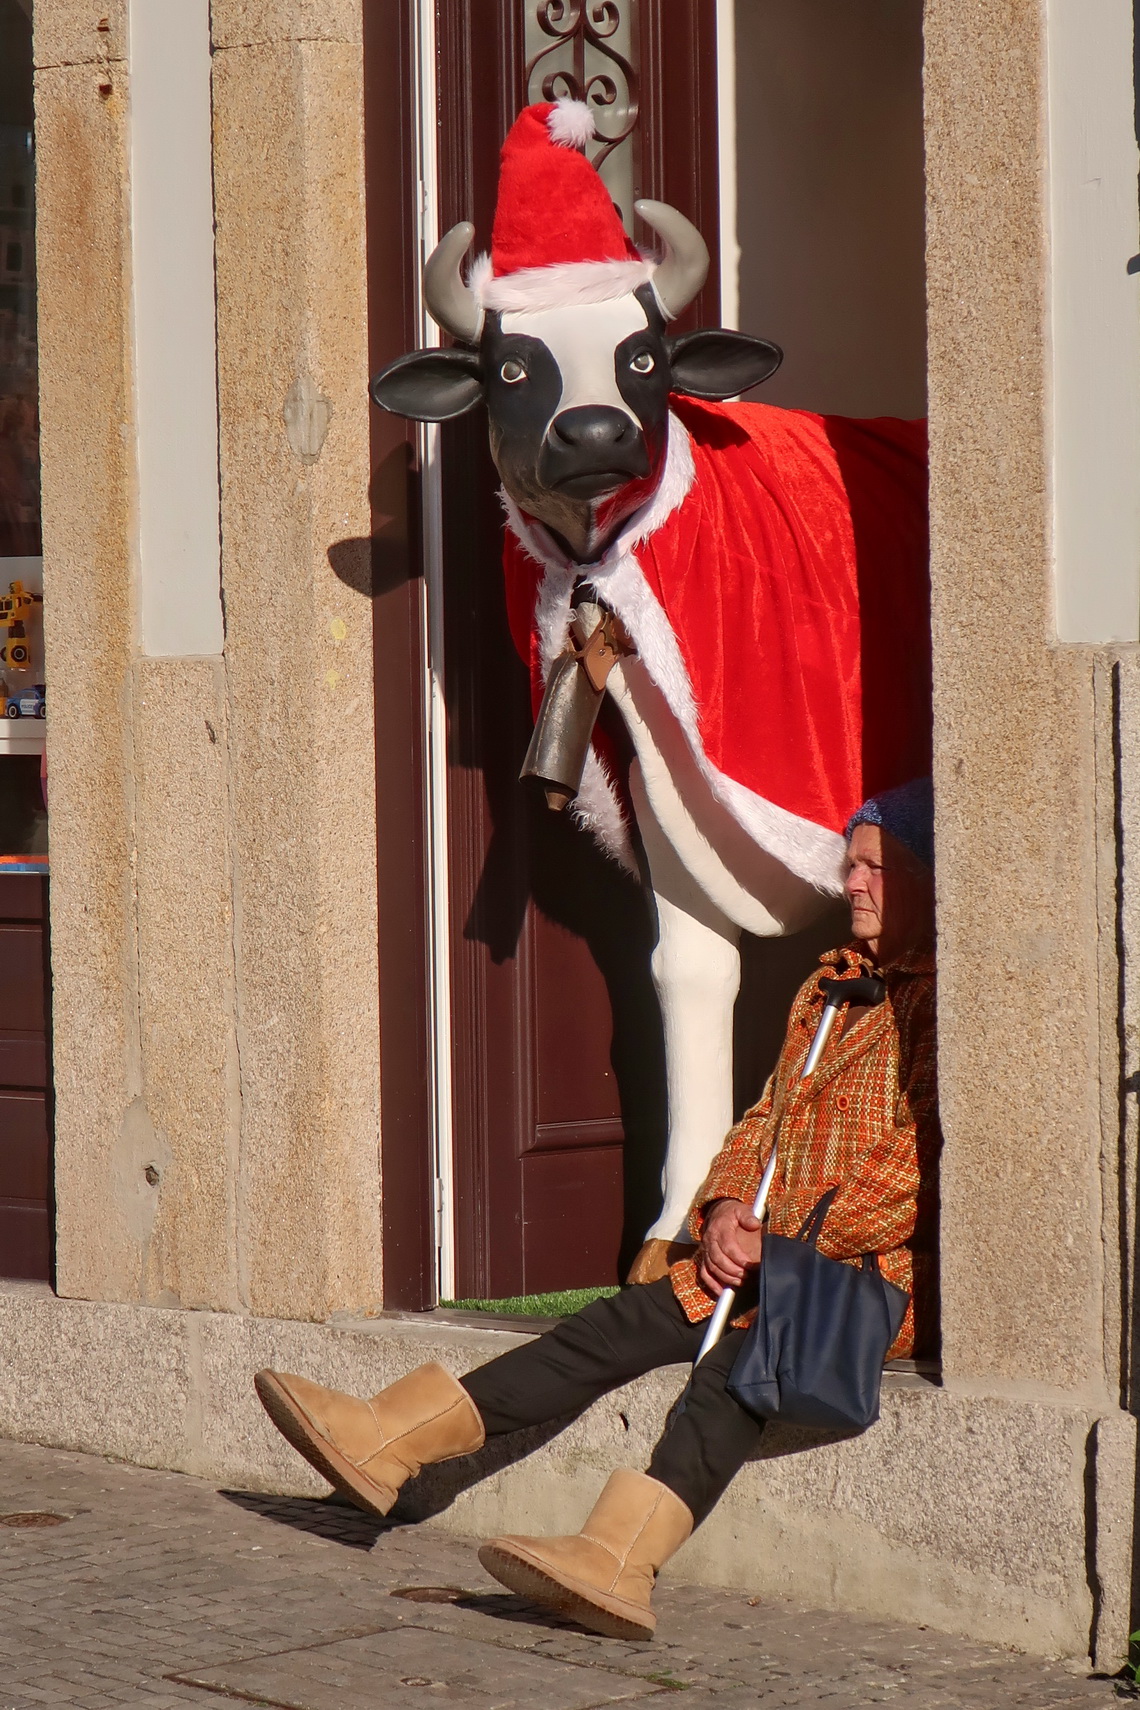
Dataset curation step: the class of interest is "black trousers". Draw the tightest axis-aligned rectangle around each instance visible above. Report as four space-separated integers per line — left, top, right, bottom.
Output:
460 1277 764 1524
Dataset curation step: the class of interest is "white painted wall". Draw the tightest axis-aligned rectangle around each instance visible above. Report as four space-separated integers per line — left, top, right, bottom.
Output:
726 0 926 419
1047 0 1140 643
129 0 224 656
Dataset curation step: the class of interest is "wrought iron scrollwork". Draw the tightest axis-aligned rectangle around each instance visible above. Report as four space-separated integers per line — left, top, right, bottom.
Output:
525 1 639 175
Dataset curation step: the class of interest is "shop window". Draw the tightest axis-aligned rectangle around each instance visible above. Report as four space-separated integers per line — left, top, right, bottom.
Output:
0 0 44 863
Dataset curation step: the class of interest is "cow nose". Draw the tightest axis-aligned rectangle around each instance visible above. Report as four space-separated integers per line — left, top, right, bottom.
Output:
550 406 636 451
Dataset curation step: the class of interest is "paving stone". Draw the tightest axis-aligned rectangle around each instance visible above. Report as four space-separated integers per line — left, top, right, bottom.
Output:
177 1625 664 1707
0 1439 1125 1709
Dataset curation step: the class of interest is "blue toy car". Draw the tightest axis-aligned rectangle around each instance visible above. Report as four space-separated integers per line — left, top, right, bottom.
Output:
5 683 45 720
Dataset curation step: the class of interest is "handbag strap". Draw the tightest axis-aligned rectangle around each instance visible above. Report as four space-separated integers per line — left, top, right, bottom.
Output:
794 1188 884 1275
795 1186 840 1246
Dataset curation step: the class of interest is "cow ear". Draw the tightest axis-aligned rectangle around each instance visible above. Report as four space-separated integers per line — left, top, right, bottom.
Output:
370 347 484 421
667 329 783 400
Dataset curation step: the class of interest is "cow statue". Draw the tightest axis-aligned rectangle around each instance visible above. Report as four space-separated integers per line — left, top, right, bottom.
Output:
371 99 930 1282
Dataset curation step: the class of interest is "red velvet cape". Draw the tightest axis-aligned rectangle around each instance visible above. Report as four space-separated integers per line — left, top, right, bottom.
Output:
503 397 930 876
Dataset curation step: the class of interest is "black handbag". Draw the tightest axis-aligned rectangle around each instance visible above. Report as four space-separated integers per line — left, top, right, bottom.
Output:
726 1188 910 1431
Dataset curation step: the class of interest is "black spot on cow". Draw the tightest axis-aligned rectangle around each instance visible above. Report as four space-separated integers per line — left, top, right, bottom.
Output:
480 315 568 501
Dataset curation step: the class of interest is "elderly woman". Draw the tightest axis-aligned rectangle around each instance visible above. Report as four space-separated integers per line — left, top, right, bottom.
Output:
255 779 941 1642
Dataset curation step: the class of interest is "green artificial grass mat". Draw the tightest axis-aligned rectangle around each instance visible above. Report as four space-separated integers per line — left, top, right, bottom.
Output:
440 1285 620 1318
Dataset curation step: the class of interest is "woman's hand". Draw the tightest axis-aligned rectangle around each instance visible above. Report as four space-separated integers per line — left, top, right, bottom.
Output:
697 1199 763 1297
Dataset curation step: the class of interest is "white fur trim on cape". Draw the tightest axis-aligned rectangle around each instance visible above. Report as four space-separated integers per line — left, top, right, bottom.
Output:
505 414 698 874
547 98 595 149
571 748 633 869
469 251 656 315
503 414 848 894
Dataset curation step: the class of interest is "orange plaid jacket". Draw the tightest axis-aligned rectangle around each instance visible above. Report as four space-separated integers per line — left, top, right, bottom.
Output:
669 942 940 1361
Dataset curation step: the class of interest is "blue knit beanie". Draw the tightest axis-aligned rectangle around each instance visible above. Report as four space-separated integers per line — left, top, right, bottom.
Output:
845 777 934 869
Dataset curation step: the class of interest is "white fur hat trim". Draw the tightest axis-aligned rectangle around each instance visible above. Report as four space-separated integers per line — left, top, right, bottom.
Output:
547 98 596 149
468 252 656 314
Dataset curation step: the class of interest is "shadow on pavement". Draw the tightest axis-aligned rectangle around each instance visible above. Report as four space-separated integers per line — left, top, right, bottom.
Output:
450 1589 608 1640
219 1488 390 1551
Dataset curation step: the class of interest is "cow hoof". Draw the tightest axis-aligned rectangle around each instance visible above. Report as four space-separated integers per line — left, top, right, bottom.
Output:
625 1239 696 1285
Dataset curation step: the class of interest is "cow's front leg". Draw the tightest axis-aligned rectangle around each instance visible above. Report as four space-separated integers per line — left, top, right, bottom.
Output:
631 766 742 1278
648 888 741 1244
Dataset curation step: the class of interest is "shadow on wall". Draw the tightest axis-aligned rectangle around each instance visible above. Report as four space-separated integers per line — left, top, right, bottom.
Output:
388 1408 866 1527
733 907 849 1119
733 0 927 419
327 444 419 600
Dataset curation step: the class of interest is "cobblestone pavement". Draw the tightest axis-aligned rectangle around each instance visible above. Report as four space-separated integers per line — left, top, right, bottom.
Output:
0 1438 1129 1709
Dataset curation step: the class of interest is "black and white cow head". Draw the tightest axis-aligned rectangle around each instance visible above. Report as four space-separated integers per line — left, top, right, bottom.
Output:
371 201 782 564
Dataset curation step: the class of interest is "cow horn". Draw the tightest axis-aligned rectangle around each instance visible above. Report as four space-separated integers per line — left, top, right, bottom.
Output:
423 221 483 343
635 200 709 319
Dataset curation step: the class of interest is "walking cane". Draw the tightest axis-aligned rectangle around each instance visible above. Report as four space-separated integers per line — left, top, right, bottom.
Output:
691 974 886 1366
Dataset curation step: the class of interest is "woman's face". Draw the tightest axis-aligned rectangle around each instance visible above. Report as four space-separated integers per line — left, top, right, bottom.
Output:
844 822 934 959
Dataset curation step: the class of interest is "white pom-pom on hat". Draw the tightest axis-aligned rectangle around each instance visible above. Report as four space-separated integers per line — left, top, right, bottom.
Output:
547 97 595 149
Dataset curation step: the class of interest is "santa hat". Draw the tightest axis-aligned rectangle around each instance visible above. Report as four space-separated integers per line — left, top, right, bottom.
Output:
469 99 655 316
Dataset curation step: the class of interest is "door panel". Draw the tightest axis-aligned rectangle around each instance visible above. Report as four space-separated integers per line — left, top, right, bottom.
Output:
521 1145 625 1294
0 875 51 1281
0 1036 46 1086
0 1091 50 1199
435 0 719 1299
0 924 43 1027
530 911 625 1149
0 1205 49 1281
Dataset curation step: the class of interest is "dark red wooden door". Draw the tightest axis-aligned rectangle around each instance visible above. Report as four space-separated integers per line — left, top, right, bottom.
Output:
0 874 50 1280
435 0 721 1298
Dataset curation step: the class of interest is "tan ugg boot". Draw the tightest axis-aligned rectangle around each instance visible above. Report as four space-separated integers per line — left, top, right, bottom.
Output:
479 1468 693 1640
254 1363 484 1519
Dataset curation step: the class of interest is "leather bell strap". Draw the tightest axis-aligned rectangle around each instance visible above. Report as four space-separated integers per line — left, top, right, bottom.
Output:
569 606 636 693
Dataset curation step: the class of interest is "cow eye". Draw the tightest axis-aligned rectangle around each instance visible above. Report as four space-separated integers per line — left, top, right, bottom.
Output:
500 359 527 384
630 351 655 374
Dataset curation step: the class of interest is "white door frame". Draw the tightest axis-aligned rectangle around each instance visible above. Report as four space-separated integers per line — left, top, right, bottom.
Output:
412 0 457 1301
715 0 739 330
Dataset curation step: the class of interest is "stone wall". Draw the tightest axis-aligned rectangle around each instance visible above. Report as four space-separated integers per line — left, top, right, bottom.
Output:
210 1 382 1320
34 0 383 1318
926 0 1118 1396
923 0 1139 1657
